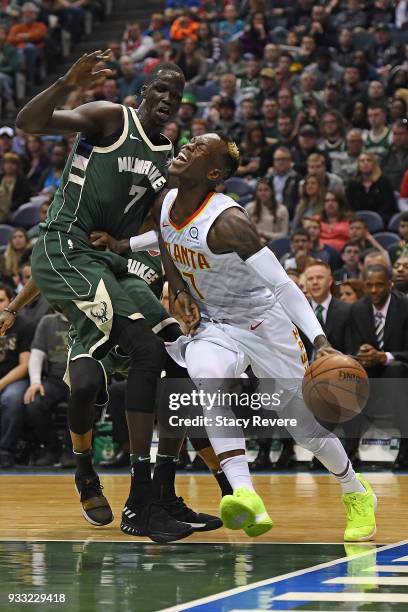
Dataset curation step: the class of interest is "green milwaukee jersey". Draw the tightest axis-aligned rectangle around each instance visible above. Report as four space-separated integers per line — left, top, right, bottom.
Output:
41 105 172 241
125 248 163 297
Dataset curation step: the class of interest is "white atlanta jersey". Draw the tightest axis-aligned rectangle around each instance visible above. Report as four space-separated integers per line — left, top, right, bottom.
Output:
161 189 275 325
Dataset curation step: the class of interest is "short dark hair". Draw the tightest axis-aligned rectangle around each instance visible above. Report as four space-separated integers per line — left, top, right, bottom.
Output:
290 228 310 240
360 247 383 264
400 212 408 223
364 264 392 281
342 238 362 253
0 283 14 301
145 62 185 87
350 215 368 227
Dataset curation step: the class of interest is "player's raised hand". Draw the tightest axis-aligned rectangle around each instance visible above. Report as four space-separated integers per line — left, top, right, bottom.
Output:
61 50 112 89
0 310 16 336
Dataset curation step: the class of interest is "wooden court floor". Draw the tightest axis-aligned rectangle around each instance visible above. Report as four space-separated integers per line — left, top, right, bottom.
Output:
0 472 406 543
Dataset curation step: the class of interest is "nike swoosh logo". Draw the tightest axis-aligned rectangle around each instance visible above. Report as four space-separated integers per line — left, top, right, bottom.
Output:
130 134 141 140
250 320 264 331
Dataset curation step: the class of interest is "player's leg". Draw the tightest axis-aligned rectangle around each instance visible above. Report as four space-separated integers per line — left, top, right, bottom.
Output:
184 338 273 536
108 315 193 543
68 357 114 526
283 394 377 541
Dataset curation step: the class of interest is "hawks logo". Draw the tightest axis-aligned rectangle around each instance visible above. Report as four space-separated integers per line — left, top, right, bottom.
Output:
90 301 109 324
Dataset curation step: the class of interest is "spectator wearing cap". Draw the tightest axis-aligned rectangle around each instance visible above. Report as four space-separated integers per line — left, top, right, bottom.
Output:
7 2 47 84
170 11 200 42
117 55 145 103
218 4 244 42
177 91 197 145
346 150 398 225
367 23 403 77
331 128 365 184
213 97 242 143
121 22 155 62
0 152 32 223
256 67 278 106
304 47 344 90
0 126 14 158
0 25 18 119
239 11 272 59
381 119 408 192
291 124 320 176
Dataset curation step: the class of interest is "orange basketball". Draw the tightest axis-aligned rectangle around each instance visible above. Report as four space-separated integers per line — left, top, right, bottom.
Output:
302 354 369 423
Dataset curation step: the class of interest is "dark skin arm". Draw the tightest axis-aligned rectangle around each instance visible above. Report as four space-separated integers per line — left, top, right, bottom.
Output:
207 207 332 354
0 279 40 336
16 50 121 138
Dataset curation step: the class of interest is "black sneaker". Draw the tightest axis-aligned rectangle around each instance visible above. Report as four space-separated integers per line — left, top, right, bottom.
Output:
121 501 194 543
75 472 113 526
162 496 223 532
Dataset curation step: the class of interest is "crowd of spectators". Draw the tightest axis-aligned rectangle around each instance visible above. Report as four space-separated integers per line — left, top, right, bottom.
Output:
1 0 408 470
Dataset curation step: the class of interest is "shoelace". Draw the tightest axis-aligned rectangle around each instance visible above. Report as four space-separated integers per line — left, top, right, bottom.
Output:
81 476 103 500
163 496 191 518
345 494 366 519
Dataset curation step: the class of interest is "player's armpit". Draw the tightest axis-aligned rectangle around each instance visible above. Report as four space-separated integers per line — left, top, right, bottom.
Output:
207 207 263 259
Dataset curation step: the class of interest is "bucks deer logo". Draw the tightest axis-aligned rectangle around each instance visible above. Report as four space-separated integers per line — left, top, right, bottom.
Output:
90 301 109 324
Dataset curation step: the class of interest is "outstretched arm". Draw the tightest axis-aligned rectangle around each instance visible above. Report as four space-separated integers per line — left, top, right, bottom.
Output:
208 207 331 352
16 50 120 137
0 279 40 336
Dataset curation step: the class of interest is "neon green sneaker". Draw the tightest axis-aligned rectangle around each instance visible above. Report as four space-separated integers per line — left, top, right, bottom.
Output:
220 488 273 537
343 475 377 542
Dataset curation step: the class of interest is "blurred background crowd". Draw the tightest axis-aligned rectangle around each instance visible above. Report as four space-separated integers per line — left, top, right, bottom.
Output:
0 0 408 472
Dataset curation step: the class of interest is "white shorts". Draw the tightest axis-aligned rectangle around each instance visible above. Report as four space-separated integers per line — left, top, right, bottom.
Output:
165 301 309 407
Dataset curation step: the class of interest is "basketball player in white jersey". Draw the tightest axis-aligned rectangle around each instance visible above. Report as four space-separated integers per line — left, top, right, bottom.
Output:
128 133 377 541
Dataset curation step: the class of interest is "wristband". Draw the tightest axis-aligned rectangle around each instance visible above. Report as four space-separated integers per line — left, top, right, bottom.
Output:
174 288 190 302
4 307 17 317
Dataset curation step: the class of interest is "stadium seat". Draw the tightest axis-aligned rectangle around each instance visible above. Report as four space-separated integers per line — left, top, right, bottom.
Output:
388 212 404 233
267 236 291 260
372 231 400 249
224 177 254 198
9 203 41 229
357 210 384 233
196 82 219 102
0 224 14 246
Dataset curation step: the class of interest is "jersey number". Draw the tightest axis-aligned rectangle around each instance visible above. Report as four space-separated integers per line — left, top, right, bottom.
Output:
124 185 147 214
182 271 205 300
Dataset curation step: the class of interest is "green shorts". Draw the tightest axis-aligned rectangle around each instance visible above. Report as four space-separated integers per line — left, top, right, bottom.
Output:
32 230 148 358
63 270 177 401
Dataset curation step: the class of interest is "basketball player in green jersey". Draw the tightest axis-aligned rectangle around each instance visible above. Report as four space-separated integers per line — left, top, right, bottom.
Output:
11 51 206 542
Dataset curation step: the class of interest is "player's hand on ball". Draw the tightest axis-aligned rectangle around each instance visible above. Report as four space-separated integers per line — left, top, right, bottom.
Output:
61 50 112 89
174 291 201 335
0 310 16 336
313 335 339 359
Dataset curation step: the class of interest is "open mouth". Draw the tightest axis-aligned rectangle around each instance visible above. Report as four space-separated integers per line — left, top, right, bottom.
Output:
176 151 188 162
157 105 171 121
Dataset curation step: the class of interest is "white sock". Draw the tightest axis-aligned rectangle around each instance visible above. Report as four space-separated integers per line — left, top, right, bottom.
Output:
333 460 365 494
220 454 255 492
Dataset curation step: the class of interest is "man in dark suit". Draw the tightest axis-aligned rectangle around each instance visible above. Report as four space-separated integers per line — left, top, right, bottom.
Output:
304 261 351 354
350 264 408 468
